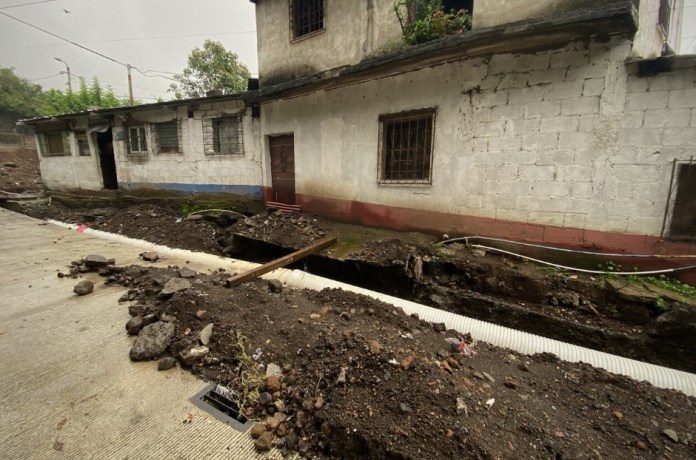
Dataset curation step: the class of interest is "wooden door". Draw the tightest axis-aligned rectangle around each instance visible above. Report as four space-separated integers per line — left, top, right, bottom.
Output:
268 134 296 204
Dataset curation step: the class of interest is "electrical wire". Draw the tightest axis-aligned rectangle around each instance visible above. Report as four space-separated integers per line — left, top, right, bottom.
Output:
29 72 61 81
0 0 57 10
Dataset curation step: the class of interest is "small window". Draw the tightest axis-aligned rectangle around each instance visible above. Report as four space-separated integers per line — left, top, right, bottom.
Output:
128 126 148 155
291 0 324 39
206 115 243 155
155 121 180 154
40 131 69 157
75 131 91 156
378 109 435 184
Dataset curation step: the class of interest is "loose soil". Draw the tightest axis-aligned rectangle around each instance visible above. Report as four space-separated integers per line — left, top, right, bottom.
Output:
0 148 42 194
71 261 696 459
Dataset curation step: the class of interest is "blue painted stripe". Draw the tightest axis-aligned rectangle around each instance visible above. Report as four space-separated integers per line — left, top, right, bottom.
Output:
120 182 263 196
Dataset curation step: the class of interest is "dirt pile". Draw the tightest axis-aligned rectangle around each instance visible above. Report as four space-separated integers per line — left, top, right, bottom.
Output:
0 148 42 193
83 262 695 459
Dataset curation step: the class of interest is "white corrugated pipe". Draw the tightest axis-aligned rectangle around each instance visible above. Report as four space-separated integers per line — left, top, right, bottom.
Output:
49 220 696 397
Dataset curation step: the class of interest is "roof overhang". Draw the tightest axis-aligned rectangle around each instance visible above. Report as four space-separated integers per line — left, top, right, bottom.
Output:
245 0 637 103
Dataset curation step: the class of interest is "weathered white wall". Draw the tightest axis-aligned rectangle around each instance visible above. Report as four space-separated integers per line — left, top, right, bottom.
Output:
36 117 103 191
255 0 402 85
260 36 696 237
112 100 263 194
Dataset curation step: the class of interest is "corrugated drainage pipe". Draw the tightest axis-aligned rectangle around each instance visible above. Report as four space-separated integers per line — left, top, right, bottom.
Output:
49 220 696 397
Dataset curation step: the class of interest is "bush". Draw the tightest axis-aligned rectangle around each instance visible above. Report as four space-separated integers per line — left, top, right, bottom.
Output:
395 0 472 46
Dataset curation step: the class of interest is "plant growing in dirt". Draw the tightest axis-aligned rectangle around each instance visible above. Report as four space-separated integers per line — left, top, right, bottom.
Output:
394 0 472 45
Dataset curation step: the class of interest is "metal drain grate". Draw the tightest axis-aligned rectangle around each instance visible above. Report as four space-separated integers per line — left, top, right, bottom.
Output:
190 384 253 432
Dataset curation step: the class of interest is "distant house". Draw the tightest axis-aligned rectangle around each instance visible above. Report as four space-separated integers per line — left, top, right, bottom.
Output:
248 0 695 252
19 95 262 196
22 0 696 255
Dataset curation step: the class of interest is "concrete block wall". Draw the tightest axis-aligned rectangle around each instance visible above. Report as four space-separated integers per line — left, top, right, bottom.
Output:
112 100 263 195
260 36 696 238
36 117 103 191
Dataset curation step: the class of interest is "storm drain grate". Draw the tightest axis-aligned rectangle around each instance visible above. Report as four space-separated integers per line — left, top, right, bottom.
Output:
190 384 253 432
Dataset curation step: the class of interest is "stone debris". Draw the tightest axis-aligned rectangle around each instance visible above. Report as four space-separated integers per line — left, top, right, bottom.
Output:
83 254 114 268
178 267 196 278
268 279 283 293
139 251 159 262
663 428 679 443
199 323 214 345
157 356 177 371
125 316 144 335
129 321 176 361
179 345 209 366
266 362 282 378
159 277 191 297
73 280 94 296
456 398 468 416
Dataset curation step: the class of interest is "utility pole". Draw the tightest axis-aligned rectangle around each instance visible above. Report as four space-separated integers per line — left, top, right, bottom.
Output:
127 64 134 105
54 57 72 93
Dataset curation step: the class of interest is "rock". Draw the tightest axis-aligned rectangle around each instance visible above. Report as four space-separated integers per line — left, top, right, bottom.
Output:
302 398 314 411
3 161 17 167
179 346 209 366
612 410 623 421
139 251 159 262
265 363 282 378
608 279 660 303
399 402 414 414
178 267 196 278
264 375 281 393
125 316 144 335
547 289 581 308
368 340 381 354
309 313 321 320
336 367 347 384
73 280 94 296
268 279 283 293
196 309 209 320
401 356 414 370
433 322 447 333
129 322 176 361
273 412 288 423
250 424 267 439
456 398 468 416
258 392 273 406
199 323 214 345
276 423 288 437
157 357 177 371
159 278 191 297
635 440 647 450
83 254 112 268
314 397 324 409
471 248 486 258
266 416 281 432
274 400 286 413
254 431 274 451
663 429 679 443
504 376 518 389
142 313 158 327
128 304 147 317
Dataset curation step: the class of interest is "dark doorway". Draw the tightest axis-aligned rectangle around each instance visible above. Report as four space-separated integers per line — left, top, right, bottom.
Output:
669 163 696 240
268 134 296 205
97 129 118 190
442 0 473 15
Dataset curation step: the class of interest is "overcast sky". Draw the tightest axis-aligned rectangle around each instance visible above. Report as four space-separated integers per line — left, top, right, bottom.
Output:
1 0 695 103
0 0 258 102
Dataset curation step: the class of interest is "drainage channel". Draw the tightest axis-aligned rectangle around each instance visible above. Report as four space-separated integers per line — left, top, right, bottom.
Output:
190 384 253 432
46 219 696 397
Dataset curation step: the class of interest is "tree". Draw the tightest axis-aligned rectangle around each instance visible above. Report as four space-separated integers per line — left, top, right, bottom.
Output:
169 40 250 99
0 67 43 117
38 77 127 116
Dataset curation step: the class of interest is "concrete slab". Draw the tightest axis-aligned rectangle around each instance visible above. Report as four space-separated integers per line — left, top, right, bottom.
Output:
0 208 282 459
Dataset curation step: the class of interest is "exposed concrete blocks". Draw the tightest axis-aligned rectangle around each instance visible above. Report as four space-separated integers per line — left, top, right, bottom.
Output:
540 116 579 133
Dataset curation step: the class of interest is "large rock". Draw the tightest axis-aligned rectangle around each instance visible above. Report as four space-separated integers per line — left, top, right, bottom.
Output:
73 280 94 296
159 278 191 297
179 345 209 366
125 316 144 335
83 254 113 268
129 322 176 361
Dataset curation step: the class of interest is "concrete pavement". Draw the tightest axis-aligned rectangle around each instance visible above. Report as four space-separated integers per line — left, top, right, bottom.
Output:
0 208 282 459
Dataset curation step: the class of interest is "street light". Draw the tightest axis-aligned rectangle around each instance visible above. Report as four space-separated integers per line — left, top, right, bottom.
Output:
54 57 72 93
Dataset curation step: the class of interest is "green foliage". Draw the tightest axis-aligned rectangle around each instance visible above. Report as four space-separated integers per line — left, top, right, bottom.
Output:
0 67 43 116
169 40 250 99
628 274 696 300
394 0 472 46
38 77 127 116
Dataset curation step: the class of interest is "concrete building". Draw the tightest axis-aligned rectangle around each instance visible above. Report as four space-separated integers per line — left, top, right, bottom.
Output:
20 95 263 196
22 0 695 255
250 0 695 253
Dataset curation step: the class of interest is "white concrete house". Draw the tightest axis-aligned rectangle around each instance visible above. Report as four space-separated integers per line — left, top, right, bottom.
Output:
250 0 695 254
21 95 263 196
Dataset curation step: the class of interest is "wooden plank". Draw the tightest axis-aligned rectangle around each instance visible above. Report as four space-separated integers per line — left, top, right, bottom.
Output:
227 236 337 287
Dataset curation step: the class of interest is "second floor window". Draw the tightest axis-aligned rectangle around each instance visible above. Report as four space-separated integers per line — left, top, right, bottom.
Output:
292 0 324 39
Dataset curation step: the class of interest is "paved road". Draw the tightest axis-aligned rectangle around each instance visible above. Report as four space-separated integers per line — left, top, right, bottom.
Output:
0 208 280 459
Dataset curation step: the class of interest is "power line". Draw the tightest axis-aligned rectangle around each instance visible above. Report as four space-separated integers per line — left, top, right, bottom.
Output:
29 72 61 81
0 0 58 10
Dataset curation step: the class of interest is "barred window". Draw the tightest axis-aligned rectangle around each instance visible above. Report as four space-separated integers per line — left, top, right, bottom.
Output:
75 131 91 156
378 110 435 184
292 0 324 39
208 116 243 155
128 126 148 155
155 121 180 154
39 131 69 157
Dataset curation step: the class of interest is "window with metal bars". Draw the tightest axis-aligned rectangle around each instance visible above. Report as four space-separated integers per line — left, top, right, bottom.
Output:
211 115 243 155
127 126 148 155
75 131 91 156
378 110 435 184
155 121 180 154
291 0 324 39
